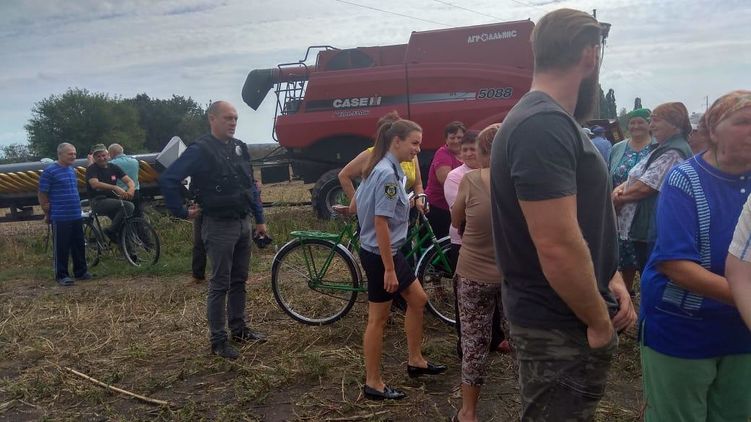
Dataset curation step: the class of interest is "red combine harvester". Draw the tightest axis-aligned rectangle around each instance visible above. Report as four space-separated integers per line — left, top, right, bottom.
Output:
242 19 535 218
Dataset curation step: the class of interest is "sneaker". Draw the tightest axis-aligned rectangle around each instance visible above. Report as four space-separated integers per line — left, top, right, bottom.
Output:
231 328 267 344
56 277 75 286
211 341 239 360
75 272 93 281
191 276 206 284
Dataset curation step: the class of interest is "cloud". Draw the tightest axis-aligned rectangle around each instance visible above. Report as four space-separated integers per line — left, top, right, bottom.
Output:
0 0 749 147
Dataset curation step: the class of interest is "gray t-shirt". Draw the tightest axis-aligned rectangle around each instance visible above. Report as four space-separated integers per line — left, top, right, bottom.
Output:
490 91 618 329
355 152 410 254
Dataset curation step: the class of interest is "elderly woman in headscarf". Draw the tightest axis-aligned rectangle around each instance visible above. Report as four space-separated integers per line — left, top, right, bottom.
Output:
612 102 693 272
688 115 710 154
609 108 656 294
639 90 751 421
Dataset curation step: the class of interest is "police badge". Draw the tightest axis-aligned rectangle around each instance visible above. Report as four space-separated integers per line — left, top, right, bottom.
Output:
384 183 397 199
235 145 242 156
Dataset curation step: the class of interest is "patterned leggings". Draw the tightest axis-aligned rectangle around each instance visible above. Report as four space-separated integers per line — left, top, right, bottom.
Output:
456 274 503 386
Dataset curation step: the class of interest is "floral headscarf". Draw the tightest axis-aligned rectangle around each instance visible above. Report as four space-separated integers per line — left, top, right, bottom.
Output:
701 90 751 137
652 102 692 137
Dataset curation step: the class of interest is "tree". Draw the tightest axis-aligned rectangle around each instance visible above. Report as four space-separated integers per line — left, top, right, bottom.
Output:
605 89 617 119
618 107 630 136
127 94 209 151
25 88 145 159
598 87 618 119
0 143 36 164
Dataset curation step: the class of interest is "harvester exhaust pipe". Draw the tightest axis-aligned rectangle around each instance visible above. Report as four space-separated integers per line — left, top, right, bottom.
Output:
242 65 308 110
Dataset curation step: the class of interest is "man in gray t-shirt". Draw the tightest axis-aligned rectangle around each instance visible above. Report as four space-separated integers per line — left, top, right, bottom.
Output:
489 9 636 420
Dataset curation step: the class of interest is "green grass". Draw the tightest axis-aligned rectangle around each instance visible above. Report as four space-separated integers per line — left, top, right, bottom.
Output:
0 202 643 421
0 204 343 282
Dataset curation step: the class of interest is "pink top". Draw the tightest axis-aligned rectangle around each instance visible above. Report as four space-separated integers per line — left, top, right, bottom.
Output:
444 164 472 245
425 145 462 210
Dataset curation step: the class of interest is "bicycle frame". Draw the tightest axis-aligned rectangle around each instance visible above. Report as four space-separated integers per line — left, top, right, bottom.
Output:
405 212 451 268
289 209 452 293
84 198 149 255
290 220 365 293
83 210 106 249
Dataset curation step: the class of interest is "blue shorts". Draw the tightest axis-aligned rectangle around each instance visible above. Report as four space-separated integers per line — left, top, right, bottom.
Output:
359 249 416 303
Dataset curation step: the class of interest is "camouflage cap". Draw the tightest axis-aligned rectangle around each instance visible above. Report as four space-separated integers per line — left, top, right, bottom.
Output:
90 144 107 154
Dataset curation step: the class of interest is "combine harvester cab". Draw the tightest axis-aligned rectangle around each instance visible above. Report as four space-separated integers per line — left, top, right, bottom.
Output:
243 20 535 218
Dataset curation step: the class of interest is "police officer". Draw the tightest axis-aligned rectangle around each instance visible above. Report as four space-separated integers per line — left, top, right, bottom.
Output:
355 113 446 401
160 100 267 360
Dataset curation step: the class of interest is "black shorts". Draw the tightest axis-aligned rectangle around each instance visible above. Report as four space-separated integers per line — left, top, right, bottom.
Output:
359 249 416 303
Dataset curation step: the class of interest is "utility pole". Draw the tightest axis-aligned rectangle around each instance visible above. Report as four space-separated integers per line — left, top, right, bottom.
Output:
704 96 709 111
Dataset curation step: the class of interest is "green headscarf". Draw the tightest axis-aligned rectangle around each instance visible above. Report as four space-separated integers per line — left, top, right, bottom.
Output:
627 108 651 122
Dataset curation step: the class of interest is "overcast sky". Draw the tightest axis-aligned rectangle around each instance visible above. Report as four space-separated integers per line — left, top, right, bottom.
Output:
1 0 749 149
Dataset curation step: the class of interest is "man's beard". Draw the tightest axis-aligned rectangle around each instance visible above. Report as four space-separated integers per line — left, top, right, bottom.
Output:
573 70 599 123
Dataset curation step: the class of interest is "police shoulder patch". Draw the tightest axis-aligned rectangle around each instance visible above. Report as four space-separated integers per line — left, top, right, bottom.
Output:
384 183 397 200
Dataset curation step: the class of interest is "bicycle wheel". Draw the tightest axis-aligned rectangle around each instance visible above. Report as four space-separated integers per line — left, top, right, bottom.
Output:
120 217 160 267
271 238 359 325
416 236 456 326
83 219 102 268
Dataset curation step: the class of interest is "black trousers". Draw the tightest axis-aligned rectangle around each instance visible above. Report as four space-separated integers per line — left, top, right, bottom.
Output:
634 241 655 273
52 219 87 280
131 190 144 218
91 198 134 235
192 213 207 279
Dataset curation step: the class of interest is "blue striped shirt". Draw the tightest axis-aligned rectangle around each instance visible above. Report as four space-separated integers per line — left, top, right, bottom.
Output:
38 163 82 222
640 154 751 358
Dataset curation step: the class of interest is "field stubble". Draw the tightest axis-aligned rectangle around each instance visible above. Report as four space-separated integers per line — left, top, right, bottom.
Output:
0 181 643 421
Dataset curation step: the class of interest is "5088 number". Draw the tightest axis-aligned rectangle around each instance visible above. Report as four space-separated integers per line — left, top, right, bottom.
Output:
477 87 513 99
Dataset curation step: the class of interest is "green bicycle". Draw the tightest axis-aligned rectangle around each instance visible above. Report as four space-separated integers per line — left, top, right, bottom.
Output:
270 203 456 326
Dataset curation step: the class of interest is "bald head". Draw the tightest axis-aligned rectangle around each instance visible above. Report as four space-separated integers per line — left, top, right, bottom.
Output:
108 143 124 158
207 101 238 141
208 101 232 116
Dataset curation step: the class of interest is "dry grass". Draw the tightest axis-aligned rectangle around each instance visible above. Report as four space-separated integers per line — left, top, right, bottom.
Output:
0 188 643 421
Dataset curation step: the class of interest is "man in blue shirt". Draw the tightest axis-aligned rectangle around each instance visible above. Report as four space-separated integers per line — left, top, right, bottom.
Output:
38 143 91 286
160 100 267 360
589 125 612 163
109 143 143 218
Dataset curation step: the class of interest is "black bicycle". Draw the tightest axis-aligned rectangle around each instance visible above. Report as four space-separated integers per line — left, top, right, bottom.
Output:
81 199 160 267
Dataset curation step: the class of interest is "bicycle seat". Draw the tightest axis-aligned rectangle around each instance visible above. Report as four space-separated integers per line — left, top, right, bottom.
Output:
290 230 341 242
